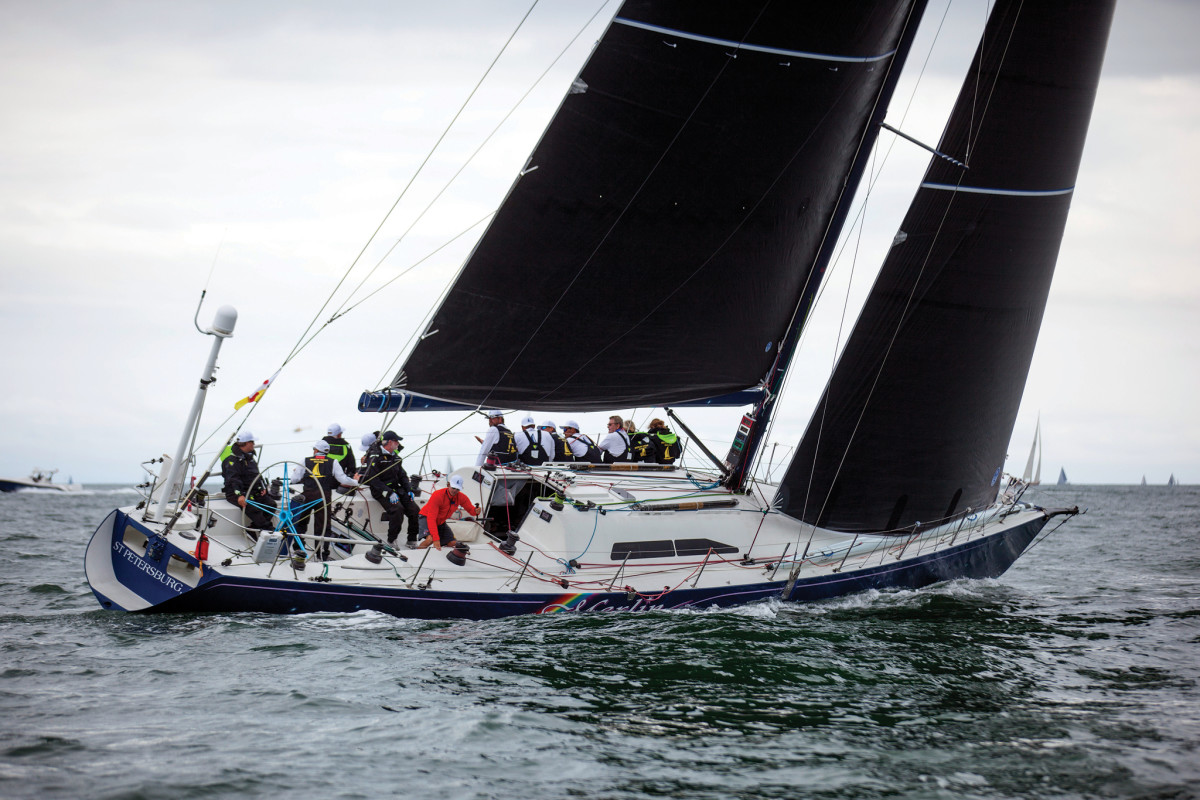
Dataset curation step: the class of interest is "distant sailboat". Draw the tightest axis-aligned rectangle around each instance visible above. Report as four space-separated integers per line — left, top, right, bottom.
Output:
1022 417 1042 485
1141 475 1147 486
1168 474 1177 487
1057 468 1068 486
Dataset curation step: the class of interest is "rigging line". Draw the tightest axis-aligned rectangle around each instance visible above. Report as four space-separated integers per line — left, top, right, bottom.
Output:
531 37 892 404
803 0 953 317
202 229 227 293
332 0 613 319
732 0 927 490
481 1 775 408
333 215 493 321
755 0 953 486
806 174 966 532
797 137 881 532
281 212 494 387
734 1 929 488
279 0 543 372
966 0 1019 162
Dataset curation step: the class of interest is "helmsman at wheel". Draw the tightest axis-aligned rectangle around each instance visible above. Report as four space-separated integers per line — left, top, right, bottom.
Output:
289 439 360 559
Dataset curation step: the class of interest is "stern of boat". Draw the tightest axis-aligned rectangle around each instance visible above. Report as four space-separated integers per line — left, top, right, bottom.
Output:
85 508 209 612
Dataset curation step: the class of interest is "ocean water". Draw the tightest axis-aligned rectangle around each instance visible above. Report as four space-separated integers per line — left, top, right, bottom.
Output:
1 484 1197 800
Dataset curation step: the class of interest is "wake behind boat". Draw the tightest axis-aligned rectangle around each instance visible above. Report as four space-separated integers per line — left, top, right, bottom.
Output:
86 0 1113 620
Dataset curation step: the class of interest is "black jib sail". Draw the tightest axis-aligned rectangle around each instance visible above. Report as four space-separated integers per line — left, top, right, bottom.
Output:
392 0 925 412
778 0 1116 533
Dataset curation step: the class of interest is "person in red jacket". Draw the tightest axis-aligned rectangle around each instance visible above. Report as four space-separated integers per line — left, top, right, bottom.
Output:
417 474 480 551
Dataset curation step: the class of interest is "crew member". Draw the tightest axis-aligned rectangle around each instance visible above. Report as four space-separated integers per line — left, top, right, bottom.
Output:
629 422 656 463
475 411 519 467
599 415 631 464
514 415 550 466
541 421 570 462
220 430 276 533
290 440 360 559
647 418 682 465
562 420 603 463
359 431 379 473
322 423 357 477
364 430 422 548
417 474 479 552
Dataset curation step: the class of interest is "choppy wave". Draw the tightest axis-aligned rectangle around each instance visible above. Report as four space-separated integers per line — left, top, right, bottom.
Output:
0 486 1196 800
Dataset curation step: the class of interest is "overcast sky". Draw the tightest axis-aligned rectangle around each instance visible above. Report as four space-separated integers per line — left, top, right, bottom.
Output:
1 0 1196 485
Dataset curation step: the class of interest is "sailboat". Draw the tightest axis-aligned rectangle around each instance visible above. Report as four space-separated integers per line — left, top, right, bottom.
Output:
1141 475 1147 486
1057 468 1068 486
1168 474 1177 487
85 0 1113 620
1021 417 1042 485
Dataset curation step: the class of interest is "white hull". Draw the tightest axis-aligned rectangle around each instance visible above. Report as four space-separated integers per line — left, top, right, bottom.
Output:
85 463 1066 619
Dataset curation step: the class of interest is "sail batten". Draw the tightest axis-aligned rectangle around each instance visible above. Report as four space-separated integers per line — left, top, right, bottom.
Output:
393 0 926 412
777 0 1116 533
611 18 899 63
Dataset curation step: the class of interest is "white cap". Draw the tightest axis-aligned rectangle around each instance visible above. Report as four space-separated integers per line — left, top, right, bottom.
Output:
361 433 377 448
237 431 255 444
486 410 504 419
327 423 343 436
541 420 556 430
314 440 330 453
521 415 535 427
449 475 465 489
564 419 581 431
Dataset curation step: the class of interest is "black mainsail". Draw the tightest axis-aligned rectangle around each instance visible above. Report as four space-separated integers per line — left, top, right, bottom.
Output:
391 0 927 411
778 0 1116 533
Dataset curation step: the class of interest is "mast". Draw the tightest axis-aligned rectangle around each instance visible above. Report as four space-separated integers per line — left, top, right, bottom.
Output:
723 0 929 490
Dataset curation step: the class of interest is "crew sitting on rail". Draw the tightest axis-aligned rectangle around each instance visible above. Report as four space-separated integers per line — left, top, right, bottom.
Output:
647 418 682 465
417 474 479 552
562 419 603 463
540 420 570 462
476 410 519 467
628 425 656 463
289 440 360 560
599 415 631 463
515 414 550 466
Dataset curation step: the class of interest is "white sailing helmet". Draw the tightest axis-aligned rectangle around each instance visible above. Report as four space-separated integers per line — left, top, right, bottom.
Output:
361 432 377 448
564 419 581 431
520 415 535 427
314 440 330 453
237 431 255 443
540 420 556 430
449 475 465 490
327 423 343 436
486 410 504 419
